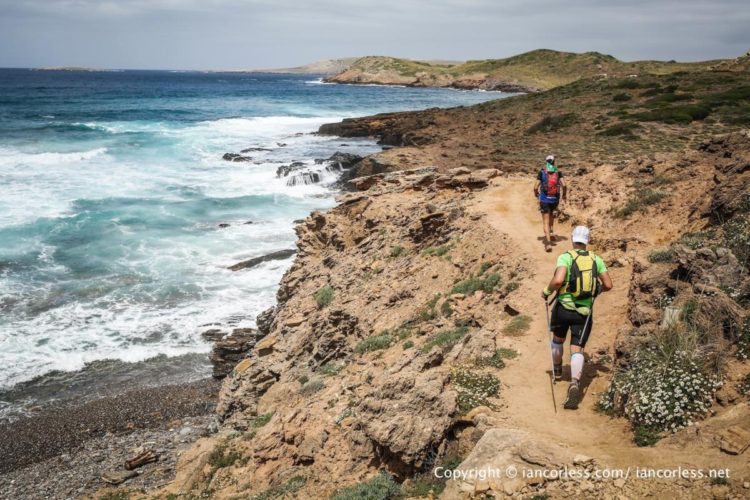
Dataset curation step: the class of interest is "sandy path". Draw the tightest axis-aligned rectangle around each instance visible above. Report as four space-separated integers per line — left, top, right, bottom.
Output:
472 175 677 467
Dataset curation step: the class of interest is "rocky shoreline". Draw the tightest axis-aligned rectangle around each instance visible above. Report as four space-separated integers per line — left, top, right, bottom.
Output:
0 378 220 498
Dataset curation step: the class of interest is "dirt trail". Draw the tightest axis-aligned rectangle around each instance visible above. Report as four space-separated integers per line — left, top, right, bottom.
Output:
472 175 689 468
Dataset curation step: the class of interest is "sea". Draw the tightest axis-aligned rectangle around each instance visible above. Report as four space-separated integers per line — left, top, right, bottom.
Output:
0 69 505 416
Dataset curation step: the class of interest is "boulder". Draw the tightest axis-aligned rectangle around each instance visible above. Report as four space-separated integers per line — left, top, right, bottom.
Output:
228 249 296 271
210 328 264 379
222 153 253 162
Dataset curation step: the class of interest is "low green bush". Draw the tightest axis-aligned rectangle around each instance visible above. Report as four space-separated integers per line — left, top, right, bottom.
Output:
331 471 401 500
527 113 578 134
723 215 749 271
633 425 660 447
452 367 500 413
451 273 501 295
474 349 507 369
597 329 719 432
208 443 242 469
390 245 407 258
421 326 468 353
615 188 668 218
612 92 632 102
252 476 306 500
503 315 531 336
738 372 750 395
355 333 393 354
647 248 674 263
597 122 640 137
318 361 345 376
422 244 451 257
632 104 710 124
314 285 334 307
252 412 274 428
299 379 324 395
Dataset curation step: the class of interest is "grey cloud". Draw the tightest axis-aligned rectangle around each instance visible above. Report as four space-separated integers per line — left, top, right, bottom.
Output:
0 0 747 69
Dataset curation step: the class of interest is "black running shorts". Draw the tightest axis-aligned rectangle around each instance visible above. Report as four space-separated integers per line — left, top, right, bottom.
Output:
550 302 592 347
539 201 559 213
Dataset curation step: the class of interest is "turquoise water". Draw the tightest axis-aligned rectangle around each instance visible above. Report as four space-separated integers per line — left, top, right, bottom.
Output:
0 69 505 390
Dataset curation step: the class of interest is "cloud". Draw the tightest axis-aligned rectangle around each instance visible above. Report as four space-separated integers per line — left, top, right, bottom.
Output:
0 0 747 69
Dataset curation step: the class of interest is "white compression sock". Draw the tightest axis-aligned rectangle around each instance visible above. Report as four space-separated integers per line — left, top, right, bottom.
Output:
551 342 563 365
570 352 584 382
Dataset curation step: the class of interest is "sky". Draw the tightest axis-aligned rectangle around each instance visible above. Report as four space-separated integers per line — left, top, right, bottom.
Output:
0 0 748 70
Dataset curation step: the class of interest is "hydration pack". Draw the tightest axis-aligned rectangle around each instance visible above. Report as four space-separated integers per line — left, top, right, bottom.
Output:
540 169 559 197
561 249 599 300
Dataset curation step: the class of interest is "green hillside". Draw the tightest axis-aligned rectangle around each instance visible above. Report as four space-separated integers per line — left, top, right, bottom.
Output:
325 49 726 91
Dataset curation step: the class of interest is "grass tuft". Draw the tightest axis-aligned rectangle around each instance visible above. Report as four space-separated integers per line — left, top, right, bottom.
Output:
314 285 334 308
331 471 401 500
355 333 393 354
421 326 469 353
503 315 531 336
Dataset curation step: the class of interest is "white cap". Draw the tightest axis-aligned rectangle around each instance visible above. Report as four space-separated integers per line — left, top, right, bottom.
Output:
546 154 555 162
571 226 590 245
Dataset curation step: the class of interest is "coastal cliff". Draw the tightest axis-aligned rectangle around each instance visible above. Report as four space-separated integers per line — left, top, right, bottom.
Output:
146 67 750 499
323 49 723 92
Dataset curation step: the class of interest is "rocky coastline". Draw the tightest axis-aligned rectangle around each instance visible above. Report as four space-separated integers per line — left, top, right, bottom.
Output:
4 61 750 499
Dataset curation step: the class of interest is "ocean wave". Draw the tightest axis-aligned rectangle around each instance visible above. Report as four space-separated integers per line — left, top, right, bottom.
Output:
0 147 108 167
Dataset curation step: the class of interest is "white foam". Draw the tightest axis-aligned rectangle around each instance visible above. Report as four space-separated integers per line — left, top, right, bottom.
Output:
0 147 108 167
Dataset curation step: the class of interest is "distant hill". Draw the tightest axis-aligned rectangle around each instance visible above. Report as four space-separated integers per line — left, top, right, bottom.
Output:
324 49 726 91
246 58 360 75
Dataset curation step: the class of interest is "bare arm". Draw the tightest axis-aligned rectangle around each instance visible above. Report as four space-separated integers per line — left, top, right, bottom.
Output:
599 271 613 292
533 179 541 198
542 266 568 299
560 177 568 202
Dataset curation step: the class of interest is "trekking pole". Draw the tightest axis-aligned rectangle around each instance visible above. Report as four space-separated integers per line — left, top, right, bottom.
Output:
581 294 597 342
545 296 558 414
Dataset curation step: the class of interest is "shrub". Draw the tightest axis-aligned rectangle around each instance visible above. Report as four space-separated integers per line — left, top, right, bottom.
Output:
474 349 507 369
503 315 531 336
738 372 750 395
99 492 129 500
440 299 454 317
318 361 345 376
252 476 306 500
505 281 520 293
451 273 501 295
314 285 334 308
403 340 414 349
615 79 640 89
479 261 493 273
419 294 441 321
299 379 324 395
615 188 668 218
647 248 674 263
331 471 401 500
527 113 578 134
297 375 309 385
723 215 749 270
738 317 750 360
597 122 640 137
597 329 719 432
613 92 632 102
452 367 500 413
497 347 518 359
390 245 407 258
252 412 274 428
355 333 393 354
633 104 710 124
633 425 660 447
422 244 451 257
401 476 447 497
421 326 468 353
208 443 242 469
